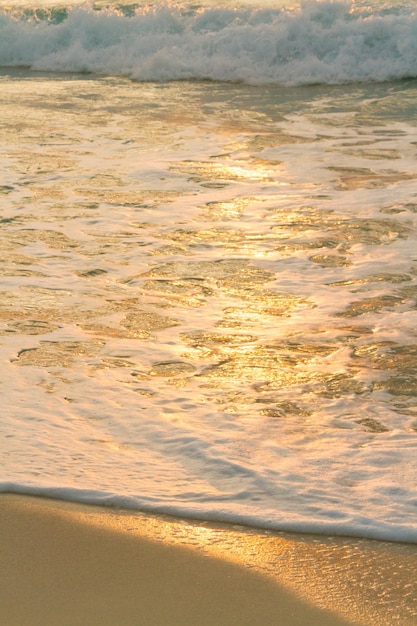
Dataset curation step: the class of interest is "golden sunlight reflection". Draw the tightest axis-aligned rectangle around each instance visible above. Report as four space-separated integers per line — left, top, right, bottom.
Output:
170 160 275 183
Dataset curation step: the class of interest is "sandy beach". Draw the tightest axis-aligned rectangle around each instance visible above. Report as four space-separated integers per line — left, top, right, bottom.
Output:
1 494 416 626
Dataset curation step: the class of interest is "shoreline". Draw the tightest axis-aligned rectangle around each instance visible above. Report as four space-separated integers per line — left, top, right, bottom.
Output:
1 494 416 625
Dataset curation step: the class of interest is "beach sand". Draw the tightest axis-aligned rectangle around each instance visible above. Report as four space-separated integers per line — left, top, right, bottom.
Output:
1 494 416 626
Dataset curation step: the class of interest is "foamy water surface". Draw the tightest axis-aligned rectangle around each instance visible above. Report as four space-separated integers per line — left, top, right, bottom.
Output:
1 0 417 544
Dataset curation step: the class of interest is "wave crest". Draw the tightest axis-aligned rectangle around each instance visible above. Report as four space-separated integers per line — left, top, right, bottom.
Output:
1 1 417 85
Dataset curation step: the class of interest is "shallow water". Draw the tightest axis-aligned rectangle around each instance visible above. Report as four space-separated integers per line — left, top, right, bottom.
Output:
1 0 417 543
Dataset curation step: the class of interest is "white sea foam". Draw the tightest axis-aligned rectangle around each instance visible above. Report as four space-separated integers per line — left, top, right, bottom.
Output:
1 57 417 542
1 1 417 85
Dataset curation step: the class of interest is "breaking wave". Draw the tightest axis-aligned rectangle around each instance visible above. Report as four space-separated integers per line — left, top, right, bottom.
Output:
1 2 417 85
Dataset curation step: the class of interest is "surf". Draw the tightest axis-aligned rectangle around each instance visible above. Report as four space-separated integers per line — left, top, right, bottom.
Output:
1 0 417 85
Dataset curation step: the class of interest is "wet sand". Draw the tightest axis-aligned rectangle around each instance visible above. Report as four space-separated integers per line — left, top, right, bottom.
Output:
1 494 416 626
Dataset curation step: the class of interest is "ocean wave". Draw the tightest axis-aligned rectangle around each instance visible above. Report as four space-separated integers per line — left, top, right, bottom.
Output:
2 0 417 85
1 2 417 86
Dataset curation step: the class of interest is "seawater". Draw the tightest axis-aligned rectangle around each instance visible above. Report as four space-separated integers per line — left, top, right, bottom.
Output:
1 0 417 544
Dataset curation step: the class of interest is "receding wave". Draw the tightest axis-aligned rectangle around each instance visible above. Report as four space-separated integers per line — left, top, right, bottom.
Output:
1 0 417 85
